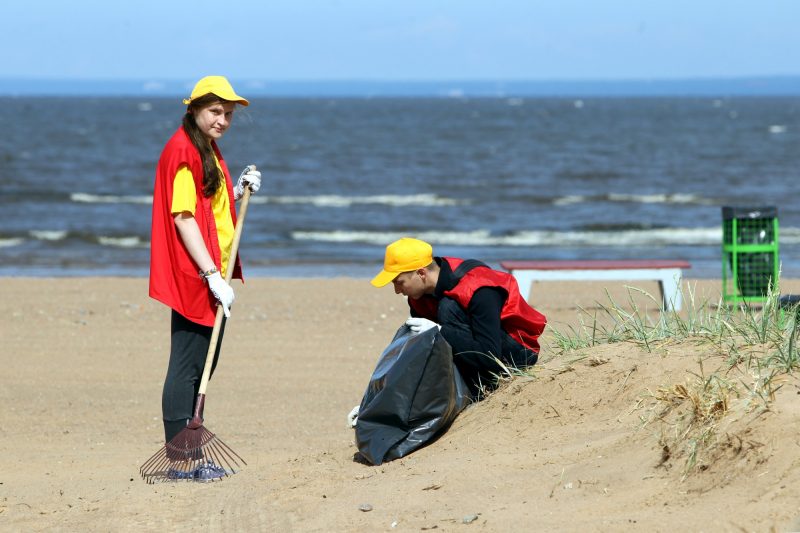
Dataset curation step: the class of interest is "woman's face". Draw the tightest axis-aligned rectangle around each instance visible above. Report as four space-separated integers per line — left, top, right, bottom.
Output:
192 101 237 141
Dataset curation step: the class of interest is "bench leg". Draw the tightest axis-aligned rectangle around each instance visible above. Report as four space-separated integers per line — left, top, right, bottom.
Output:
659 270 683 311
512 272 535 302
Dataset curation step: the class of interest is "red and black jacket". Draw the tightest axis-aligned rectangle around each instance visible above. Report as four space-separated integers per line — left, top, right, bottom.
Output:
408 257 546 352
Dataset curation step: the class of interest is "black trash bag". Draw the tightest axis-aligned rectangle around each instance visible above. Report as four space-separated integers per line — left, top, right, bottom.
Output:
355 324 471 466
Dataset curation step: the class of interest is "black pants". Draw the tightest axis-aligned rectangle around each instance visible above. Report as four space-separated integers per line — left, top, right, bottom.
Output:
438 297 537 397
162 310 226 443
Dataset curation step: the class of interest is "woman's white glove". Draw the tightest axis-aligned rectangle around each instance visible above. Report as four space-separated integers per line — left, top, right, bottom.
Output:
205 271 234 317
405 317 441 333
234 165 261 200
347 405 360 428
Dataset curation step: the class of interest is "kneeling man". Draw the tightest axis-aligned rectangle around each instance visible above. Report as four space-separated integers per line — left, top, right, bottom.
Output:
371 237 547 397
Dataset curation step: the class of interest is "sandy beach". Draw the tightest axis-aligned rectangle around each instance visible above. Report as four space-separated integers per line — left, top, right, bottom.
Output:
3 276 800 531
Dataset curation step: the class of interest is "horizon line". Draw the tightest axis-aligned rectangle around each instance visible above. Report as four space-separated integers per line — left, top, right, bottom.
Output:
3 75 799 97
2 74 800 82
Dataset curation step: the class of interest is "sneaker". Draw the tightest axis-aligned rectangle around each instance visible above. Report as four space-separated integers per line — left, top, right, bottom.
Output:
166 467 195 481
193 461 227 482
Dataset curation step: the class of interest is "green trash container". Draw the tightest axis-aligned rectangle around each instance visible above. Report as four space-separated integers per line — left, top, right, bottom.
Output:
722 206 779 304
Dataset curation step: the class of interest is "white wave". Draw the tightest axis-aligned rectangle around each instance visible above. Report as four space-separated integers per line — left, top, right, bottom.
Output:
0 238 23 248
252 193 466 208
72 193 153 204
292 227 800 247
30 230 67 241
71 191 463 208
292 230 495 245
551 193 715 207
769 125 787 134
552 195 587 206
97 236 148 248
606 193 716 205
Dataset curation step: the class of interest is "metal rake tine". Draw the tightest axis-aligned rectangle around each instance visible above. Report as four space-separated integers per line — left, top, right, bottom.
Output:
217 436 247 463
202 445 228 476
141 456 172 481
207 437 246 469
140 448 169 476
211 433 247 464
141 456 167 477
216 440 244 469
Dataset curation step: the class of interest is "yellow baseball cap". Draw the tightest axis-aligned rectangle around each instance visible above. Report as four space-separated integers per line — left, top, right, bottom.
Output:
371 238 434 287
182 75 249 106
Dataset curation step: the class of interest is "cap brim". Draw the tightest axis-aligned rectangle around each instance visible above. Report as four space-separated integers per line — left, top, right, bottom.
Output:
182 94 249 107
370 269 399 288
217 90 249 106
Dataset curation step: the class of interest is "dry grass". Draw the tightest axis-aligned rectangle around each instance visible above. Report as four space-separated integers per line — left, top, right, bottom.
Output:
539 281 800 476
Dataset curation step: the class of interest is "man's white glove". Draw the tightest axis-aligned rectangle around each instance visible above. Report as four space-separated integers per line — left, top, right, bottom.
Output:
234 165 261 200
205 271 234 317
347 405 360 428
405 317 441 333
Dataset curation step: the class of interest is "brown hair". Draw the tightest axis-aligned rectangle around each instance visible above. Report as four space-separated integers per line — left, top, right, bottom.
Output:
182 93 228 198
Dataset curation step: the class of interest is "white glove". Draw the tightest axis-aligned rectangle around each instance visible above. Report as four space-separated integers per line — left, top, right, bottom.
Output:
205 271 234 317
347 405 360 428
405 317 441 333
234 165 261 200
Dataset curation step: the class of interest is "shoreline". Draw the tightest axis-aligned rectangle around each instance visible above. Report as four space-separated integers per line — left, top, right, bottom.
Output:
0 262 734 279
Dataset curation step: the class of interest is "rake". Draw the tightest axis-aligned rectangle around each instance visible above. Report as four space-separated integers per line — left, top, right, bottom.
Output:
140 169 255 483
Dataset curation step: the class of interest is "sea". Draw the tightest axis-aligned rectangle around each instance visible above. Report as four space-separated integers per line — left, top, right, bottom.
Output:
1 96 799 279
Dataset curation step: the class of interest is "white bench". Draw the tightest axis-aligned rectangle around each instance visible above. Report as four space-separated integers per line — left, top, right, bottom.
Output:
500 260 691 311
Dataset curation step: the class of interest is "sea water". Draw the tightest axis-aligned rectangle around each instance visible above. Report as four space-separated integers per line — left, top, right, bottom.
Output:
1 96 798 278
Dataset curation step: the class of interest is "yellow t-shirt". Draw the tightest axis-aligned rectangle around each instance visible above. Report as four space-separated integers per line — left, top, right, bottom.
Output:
171 158 235 278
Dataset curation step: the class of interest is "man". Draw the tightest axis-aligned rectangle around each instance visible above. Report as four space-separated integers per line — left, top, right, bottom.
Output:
371 237 547 397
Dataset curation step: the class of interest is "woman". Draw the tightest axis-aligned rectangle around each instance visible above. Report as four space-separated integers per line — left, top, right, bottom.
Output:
149 75 261 481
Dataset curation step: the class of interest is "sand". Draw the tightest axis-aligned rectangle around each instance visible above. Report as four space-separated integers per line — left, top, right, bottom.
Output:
3 276 800 532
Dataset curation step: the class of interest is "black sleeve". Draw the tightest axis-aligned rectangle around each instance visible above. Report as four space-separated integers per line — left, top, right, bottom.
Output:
440 287 506 358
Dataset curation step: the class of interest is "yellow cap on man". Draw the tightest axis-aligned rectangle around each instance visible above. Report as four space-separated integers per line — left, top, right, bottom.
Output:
371 238 434 287
183 75 249 107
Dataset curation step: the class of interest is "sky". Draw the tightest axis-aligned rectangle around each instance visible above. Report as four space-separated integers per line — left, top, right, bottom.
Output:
3 0 799 81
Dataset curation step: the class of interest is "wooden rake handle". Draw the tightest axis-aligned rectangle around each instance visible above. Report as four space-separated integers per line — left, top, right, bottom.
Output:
196 168 255 398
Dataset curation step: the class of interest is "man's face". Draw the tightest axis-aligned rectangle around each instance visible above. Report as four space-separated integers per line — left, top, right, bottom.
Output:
392 270 427 300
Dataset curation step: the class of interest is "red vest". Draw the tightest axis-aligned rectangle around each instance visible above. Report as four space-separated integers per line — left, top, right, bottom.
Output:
149 127 242 326
408 257 546 352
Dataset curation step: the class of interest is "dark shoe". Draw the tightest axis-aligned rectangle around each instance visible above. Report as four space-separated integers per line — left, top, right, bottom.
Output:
193 461 227 482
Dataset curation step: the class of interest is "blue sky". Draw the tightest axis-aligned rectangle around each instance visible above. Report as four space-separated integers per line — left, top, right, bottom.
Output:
4 0 799 81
